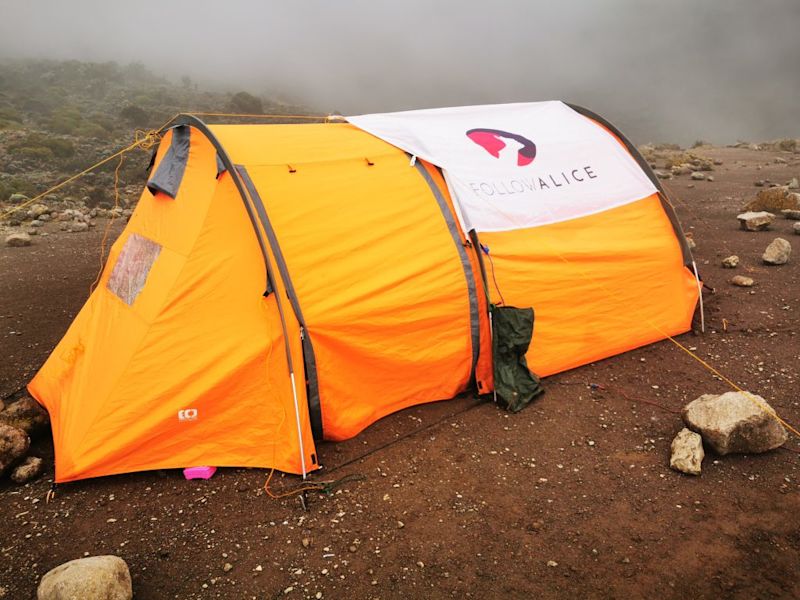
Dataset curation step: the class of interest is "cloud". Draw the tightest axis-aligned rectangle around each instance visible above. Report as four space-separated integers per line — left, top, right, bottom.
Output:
1 0 798 143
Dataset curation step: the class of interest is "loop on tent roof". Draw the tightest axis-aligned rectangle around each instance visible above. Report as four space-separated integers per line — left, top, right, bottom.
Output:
147 125 190 198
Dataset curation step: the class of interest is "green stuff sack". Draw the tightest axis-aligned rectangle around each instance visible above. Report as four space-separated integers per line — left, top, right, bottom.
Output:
491 304 544 412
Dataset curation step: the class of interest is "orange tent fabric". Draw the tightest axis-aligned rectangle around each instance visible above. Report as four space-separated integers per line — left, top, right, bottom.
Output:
28 107 698 483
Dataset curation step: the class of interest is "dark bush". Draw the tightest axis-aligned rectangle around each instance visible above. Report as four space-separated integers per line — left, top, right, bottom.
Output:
228 91 263 115
120 105 150 127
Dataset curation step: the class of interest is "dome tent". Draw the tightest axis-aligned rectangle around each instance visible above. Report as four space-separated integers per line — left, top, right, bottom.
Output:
28 102 699 482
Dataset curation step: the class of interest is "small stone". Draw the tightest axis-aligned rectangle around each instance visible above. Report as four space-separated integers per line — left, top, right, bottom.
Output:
547 560 558 567
68 221 89 233
654 170 672 180
782 209 800 220
737 211 775 231
669 428 704 475
223 563 232 572
690 172 705 180
0 424 29 475
10 456 43 483
5 232 32 247
682 391 787 455
762 237 791 265
730 275 754 287
706 176 715 182
254 565 263 572
721 255 739 268
397 521 405 529
685 236 696 250
416 561 425 568
794 222 800 235
37 556 132 600
284 586 294 594
302 538 310 548
349 545 357 553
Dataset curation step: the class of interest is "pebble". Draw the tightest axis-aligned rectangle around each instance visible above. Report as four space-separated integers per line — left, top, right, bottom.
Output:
730 275 754 287
223 563 232 572
547 560 558 567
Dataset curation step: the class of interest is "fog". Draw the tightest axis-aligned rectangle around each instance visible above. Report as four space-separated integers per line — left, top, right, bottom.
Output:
1 0 798 144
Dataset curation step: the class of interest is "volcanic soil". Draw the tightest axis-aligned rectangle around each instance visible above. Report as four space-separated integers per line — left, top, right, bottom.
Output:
1 145 799 599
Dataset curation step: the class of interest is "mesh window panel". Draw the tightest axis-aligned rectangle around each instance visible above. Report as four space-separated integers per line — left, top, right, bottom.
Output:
107 233 161 305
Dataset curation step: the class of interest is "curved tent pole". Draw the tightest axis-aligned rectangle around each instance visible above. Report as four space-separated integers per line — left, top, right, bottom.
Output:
161 114 309 478
565 103 705 332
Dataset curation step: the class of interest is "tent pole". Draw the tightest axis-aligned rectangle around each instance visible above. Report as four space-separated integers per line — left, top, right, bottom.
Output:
691 260 705 333
289 371 308 479
468 229 497 404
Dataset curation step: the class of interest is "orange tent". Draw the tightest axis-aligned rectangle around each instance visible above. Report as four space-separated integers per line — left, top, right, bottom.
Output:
28 104 699 482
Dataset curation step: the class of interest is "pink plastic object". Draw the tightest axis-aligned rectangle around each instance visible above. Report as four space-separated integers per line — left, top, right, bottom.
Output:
183 466 217 480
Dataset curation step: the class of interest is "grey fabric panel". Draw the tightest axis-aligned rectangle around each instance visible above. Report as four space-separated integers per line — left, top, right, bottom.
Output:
413 160 481 383
236 166 324 441
565 103 694 267
215 153 226 179
146 125 190 198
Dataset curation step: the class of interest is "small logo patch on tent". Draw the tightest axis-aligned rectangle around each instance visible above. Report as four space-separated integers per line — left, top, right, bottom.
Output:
466 128 537 166
178 408 198 422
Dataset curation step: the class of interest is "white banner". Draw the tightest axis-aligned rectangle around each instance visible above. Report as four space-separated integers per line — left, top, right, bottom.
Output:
348 101 657 233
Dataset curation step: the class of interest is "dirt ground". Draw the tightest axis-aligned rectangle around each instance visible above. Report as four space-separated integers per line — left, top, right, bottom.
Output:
1 146 799 599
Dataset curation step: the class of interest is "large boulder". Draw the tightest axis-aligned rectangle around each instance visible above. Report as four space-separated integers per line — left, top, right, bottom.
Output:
762 237 791 265
37 556 132 600
742 187 800 212
670 428 704 475
737 211 774 231
0 396 50 435
682 392 788 455
0 424 30 475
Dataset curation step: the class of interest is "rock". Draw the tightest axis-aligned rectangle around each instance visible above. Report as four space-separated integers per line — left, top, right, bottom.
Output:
682 392 787 455
690 172 705 181
67 221 89 233
37 556 132 600
737 211 774 231
0 424 30 475
685 236 696 250
754 180 766 187
669 428 704 475
0 396 50 435
730 275 754 287
742 186 800 212
706 175 715 182
794 222 800 235
721 255 739 268
10 456 44 483
8 193 29 204
781 209 800 220
762 237 791 265
788 177 799 190
654 170 672 180
5 232 32 247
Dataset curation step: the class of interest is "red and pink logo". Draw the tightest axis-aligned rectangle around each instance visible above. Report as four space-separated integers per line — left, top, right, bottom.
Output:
466 128 537 166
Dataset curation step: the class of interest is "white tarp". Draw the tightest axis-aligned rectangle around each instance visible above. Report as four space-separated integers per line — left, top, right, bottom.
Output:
348 101 657 233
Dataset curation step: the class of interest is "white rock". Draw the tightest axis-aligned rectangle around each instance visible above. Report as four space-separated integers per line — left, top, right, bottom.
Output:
794 222 800 235
691 172 706 181
669 428 704 475
5 232 32 247
721 255 739 268
37 555 132 600
762 237 791 265
682 392 787 455
730 275 754 287
737 211 775 231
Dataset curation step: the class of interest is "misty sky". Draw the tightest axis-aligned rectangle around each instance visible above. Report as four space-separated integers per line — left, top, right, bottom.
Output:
1 0 799 144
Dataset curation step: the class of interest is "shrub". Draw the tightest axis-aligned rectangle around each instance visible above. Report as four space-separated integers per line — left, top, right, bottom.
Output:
120 105 150 127
228 91 263 115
